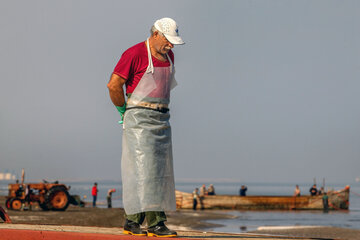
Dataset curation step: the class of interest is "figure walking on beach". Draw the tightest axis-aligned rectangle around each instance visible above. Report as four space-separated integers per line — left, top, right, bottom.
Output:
91 182 98 207
108 17 184 237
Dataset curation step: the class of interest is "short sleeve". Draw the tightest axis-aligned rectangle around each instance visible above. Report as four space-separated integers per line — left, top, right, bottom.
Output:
113 50 134 80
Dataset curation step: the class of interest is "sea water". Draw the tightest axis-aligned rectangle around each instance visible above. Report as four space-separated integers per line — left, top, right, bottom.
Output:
1 181 359 232
192 182 360 232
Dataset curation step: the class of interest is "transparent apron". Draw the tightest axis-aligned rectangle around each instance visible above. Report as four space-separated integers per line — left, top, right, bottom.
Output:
121 39 177 214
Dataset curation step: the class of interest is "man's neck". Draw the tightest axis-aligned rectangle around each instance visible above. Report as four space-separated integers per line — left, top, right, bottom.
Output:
146 38 167 62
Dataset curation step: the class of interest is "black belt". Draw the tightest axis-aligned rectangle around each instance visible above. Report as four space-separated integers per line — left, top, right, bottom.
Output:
126 106 169 113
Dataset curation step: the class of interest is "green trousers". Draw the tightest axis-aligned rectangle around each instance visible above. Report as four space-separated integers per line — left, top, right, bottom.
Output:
126 211 167 227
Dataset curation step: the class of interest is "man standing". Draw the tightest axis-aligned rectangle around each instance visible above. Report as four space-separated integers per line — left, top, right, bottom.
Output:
199 184 207 210
107 18 184 237
322 192 329 213
309 184 318 196
294 185 301 197
107 188 116 208
91 182 98 207
192 188 199 210
207 184 215 195
239 185 248 196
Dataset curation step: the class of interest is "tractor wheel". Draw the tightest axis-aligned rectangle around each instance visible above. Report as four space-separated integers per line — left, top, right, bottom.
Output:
5 198 12 210
45 186 70 211
10 198 22 210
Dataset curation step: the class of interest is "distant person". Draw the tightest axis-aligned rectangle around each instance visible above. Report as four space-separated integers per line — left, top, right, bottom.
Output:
192 188 199 210
199 184 207 210
15 185 24 198
25 185 33 210
107 189 116 208
200 184 207 196
322 192 329 212
309 184 318 196
294 185 301 197
69 195 85 207
318 187 324 195
92 182 98 207
239 185 247 196
207 184 215 195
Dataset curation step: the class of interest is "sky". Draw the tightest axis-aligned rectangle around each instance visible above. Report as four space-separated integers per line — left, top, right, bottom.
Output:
1 0 359 184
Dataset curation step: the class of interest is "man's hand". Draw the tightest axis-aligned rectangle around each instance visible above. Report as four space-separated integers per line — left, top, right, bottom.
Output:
116 103 127 124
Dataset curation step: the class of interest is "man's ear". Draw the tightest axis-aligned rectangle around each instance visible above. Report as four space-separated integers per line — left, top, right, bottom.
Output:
153 31 160 39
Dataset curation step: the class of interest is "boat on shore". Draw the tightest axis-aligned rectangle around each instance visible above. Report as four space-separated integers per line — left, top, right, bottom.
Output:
175 186 350 210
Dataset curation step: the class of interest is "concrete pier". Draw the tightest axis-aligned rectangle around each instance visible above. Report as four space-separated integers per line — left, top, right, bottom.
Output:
0 224 327 240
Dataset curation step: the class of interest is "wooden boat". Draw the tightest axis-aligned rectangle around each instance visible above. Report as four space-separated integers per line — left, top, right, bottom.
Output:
175 186 350 210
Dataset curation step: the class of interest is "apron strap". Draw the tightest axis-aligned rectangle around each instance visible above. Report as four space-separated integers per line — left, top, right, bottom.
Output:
146 38 154 74
146 38 174 74
166 53 173 74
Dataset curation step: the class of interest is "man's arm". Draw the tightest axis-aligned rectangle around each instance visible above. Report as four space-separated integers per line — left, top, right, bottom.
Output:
107 73 126 106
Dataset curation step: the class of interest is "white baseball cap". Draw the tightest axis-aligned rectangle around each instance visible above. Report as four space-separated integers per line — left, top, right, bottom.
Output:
154 17 185 45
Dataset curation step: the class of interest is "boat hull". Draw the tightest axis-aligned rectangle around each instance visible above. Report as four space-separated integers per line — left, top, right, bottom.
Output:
175 187 349 210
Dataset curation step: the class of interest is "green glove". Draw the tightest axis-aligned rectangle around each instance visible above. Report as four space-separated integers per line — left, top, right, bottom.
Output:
116 103 126 124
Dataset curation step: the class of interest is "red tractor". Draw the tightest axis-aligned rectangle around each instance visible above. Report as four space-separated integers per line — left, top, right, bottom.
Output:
6 182 72 211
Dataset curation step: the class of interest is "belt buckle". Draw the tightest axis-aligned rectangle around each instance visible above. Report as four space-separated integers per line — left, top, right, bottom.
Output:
156 106 164 113
155 106 166 113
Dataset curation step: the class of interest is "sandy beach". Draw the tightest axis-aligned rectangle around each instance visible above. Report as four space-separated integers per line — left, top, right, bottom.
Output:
2 196 360 239
0 196 234 230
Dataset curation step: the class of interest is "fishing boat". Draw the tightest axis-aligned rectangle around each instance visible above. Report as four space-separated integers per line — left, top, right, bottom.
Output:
175 186 350 210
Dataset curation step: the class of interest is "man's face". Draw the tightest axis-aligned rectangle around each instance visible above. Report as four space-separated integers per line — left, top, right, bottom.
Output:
154 32 174 55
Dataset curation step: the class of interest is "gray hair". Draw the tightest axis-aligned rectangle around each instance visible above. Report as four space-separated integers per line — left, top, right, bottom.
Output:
150 25 163 36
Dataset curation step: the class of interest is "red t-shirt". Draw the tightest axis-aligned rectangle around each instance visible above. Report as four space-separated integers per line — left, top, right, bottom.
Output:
92 186 98 196
113 41 174 94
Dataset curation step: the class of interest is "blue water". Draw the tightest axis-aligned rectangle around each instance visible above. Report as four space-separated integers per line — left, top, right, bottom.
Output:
1 180 360 232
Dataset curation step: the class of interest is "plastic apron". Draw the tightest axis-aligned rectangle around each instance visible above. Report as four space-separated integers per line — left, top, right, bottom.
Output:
121 39 177 214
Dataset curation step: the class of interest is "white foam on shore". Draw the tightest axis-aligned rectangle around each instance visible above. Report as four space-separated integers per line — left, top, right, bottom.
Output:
257 225 322 231
166 224 193 231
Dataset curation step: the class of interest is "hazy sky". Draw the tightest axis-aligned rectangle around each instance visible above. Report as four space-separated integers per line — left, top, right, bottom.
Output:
1 0 359 184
